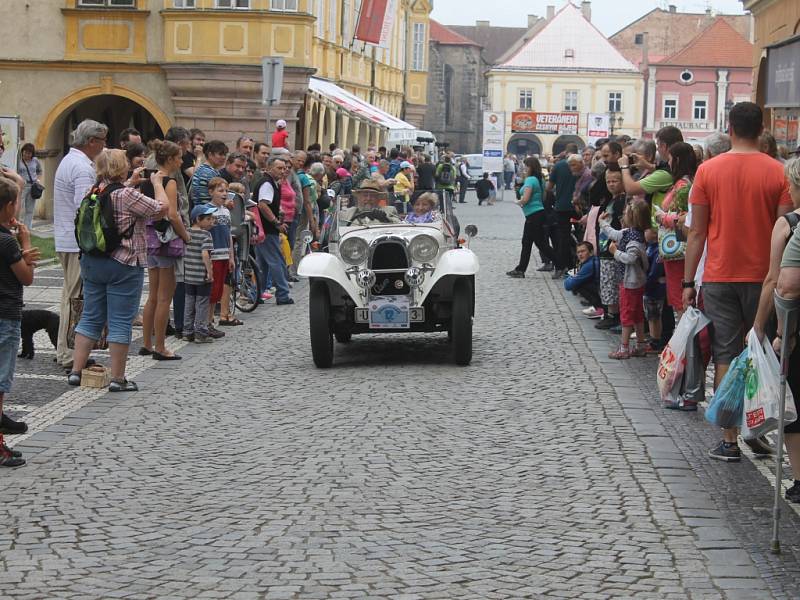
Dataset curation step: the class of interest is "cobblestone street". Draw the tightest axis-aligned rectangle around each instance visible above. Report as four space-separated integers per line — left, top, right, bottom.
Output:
4 198 800 599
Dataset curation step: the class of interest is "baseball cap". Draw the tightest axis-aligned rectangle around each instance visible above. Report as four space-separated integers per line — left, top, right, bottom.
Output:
276 119 287 129
191 204 217 222
400 161 413 169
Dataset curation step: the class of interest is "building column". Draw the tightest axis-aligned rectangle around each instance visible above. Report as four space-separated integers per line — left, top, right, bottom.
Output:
303 97 315 150
351 120 361 149
316 103 327 145
341 115 351 149
716 69 730 131
646 66 657 131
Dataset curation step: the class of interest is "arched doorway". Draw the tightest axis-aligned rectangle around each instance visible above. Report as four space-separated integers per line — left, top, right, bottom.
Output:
507 133 542 157
36 87 171 218
552 135 586 156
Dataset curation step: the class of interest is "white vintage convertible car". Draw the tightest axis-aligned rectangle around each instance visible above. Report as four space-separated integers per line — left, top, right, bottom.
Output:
298 188 479 367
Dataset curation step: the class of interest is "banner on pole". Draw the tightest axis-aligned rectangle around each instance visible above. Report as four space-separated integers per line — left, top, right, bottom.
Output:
587 113 610 147
354 0 388 44
482 111 505 173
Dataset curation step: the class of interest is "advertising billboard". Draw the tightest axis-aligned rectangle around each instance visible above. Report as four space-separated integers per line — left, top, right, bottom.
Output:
511 112 578 135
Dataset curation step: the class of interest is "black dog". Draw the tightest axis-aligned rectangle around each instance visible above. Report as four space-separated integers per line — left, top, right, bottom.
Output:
19 309 60 359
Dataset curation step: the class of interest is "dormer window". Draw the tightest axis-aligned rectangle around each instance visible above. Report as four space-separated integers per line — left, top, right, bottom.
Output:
564 48 575 58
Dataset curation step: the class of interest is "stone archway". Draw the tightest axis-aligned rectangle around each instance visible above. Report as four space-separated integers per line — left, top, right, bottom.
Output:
507 133 543 157
552 135 586 156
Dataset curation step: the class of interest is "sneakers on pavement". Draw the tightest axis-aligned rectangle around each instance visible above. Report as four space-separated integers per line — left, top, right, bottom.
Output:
583 307 604 319
536 263 554 272
193 334 213 344
708 440 741 462
260 291 274 300
595 316 620 330
506 270 525 279
743 435 774 456
208 326 225 339
785 481 800 503
0 445 25 468
609 345 631 360
109 379 138 392
0 413 28 435
1 443 22 458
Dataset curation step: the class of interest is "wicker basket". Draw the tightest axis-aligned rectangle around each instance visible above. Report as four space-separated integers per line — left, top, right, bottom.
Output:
80 365 110 389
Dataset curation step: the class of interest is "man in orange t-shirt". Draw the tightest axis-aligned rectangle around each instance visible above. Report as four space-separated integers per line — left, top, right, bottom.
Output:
683 102 792 462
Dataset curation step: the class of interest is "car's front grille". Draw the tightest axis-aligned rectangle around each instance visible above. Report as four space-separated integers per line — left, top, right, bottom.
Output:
370 241 409 296
371 242 408 270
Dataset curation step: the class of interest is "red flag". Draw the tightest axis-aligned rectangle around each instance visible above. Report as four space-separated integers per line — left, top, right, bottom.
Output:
354 0 388 44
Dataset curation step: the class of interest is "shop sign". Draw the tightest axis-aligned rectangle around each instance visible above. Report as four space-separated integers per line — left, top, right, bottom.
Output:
766 36 800 108
511 112 578 134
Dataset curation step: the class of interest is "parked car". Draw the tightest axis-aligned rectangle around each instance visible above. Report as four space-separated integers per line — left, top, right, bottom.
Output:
298 188 480 367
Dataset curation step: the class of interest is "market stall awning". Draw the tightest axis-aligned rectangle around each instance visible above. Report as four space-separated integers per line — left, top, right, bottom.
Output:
308 77 415 130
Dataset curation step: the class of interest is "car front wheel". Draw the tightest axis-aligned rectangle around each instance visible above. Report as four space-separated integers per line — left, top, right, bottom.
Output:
309 280 334 368
451 277 473 366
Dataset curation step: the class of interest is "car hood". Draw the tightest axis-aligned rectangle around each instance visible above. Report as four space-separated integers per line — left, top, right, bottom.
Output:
339 224 447 246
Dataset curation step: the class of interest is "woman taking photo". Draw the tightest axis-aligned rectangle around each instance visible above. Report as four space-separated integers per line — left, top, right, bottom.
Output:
68 150 166 391
17 143 42 229
651 142 697 320
139 140 190 360
507 156 559 279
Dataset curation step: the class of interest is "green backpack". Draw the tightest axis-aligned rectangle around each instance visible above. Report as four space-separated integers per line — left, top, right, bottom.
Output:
74 182 132 256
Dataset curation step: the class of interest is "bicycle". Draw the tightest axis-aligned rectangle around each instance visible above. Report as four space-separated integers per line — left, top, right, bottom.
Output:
228 193 264 314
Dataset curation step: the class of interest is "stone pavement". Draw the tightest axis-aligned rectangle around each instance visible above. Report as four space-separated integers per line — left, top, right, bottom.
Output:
3 197 800 599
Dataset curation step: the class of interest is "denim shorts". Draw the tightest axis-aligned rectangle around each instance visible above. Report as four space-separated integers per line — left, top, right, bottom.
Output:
76 255 145 345
0 318 21 394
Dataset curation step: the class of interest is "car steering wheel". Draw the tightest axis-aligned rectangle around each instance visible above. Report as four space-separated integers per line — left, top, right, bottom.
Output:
349 209 390 225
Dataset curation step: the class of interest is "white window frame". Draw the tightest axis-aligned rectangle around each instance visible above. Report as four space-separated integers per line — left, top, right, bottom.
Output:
270 0 298 10
215 0 250 7
564 90 578 112
411 22 426 71
519 89 533 110
693 97 708 121
78 0 136 6
314 0 324 38
173 0 195 6
342 0 351 46
662 96 678 120
328 0 338 43
608 91 623 113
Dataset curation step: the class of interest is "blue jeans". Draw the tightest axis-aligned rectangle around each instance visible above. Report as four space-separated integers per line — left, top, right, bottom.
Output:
0 318 21 394
255 235 290 302
76 254 145 345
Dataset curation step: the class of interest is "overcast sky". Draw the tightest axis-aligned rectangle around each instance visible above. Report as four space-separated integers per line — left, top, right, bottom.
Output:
430 0 747 36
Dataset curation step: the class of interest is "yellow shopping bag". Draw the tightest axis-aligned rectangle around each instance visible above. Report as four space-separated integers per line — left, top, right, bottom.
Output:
280 232 293 266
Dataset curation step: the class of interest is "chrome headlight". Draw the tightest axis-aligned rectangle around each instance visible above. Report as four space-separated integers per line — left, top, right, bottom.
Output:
339 237 369 265
408 234 439 263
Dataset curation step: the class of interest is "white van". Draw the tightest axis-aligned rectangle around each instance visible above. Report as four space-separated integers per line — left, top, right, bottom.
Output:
387 129 438 161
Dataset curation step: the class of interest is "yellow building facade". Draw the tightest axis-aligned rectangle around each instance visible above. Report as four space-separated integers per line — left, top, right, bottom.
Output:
0 0 430 216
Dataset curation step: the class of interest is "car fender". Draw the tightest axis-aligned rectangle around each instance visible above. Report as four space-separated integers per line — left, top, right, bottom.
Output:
298 252 362 304
420 248 479 303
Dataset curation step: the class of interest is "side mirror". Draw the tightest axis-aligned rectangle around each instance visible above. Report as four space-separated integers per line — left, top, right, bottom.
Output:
465 224 478 238
301 229 313 244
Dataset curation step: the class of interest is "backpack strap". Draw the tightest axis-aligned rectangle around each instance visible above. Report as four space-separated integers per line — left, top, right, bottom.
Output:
784 212 800 237
100 182 135 239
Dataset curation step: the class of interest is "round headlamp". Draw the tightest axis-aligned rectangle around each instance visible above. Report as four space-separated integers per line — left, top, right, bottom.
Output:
408 234 439 263
339 237 369 265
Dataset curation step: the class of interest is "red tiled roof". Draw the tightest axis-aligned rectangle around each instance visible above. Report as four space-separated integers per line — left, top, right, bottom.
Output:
656 17 753 68
430 19 482 47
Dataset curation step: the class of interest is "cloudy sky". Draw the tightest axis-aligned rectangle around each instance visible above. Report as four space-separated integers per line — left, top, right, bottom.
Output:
430 0 747 36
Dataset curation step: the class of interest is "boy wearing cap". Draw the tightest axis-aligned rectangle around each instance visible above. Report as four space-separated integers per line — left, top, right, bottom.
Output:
184 204 216 343
272 120 289 150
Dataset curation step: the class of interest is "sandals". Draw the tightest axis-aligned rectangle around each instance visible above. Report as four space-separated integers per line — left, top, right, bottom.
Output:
608 346 631 360
630 344 649 358
218 317 243 326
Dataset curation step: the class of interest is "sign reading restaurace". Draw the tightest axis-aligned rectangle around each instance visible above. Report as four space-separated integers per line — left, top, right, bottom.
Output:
511 111 579 134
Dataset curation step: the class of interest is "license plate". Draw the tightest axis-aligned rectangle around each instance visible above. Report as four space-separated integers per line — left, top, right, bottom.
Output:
369 295 410 329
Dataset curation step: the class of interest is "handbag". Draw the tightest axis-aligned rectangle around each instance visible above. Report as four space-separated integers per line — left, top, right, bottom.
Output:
146 220 185 257
22 160 44 200
66 289 109 351
657 178 690 261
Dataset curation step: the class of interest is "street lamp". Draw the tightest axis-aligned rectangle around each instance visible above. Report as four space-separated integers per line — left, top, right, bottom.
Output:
608 111 624 137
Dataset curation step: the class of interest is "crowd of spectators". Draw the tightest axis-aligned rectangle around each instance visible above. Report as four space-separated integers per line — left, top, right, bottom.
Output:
511 102 800 493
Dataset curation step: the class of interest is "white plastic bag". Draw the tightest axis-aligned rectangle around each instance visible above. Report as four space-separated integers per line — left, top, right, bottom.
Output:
741 329 797 440
657 307 710 405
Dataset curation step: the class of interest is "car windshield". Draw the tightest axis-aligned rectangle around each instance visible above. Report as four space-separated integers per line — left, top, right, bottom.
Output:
337 190 403 227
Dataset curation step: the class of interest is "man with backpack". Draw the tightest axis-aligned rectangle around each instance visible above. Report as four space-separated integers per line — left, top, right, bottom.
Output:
53 119 107 371
435 155 457 203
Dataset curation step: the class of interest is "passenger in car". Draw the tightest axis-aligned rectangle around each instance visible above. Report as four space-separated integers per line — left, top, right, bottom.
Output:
406 193 439 224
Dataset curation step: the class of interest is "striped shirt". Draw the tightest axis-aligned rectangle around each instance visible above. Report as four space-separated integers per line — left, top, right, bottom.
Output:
184 228 213 285
189 163 219 209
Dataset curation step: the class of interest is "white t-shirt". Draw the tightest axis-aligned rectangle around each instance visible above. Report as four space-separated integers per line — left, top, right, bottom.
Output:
258 182 275 204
